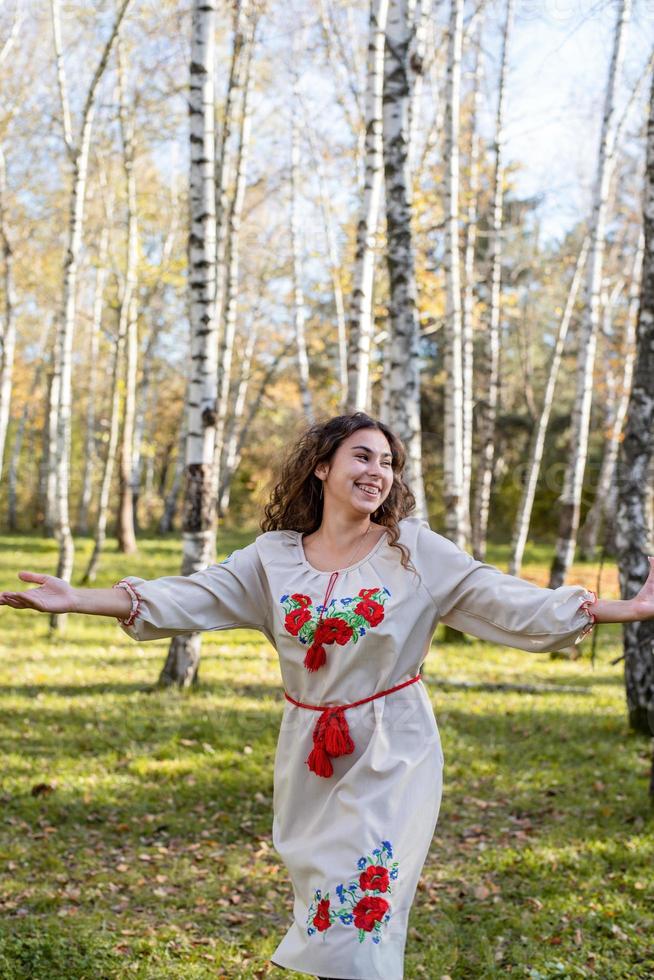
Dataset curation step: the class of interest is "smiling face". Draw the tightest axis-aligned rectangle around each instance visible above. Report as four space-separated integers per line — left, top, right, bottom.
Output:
314 428 395 519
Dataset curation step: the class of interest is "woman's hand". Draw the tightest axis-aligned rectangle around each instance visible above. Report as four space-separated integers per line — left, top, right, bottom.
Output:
631 556 654 621
0 571 78 615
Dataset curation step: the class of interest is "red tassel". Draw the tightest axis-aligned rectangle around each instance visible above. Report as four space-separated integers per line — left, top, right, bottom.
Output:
324 710 354 757
307 744 333 778
304 643 327 672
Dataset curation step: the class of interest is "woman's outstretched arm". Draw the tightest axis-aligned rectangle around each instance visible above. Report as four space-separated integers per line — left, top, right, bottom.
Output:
0 571 131 619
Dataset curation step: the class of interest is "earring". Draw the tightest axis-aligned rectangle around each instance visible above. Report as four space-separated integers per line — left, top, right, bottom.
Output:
319 481 323 499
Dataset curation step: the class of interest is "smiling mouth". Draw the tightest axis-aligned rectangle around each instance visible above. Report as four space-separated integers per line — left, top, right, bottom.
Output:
355 484 381 497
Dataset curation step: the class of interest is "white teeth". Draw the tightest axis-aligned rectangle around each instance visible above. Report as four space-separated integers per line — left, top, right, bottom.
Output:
356 484 379 496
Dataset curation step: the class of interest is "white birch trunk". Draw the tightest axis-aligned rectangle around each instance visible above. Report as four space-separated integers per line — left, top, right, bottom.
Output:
407 0 430 176
346 0 389 414
160 421 186 534
212 11 255 511
290 81 313 423
615 72 654 742
471 0 514 560
214 0 249 337
310 135 348 406
549 0 631 588
76 223 108 535
117 43 139 554
383 0 427 517
159 0 217 688
7 323 52 531
49 0 132 628
442 0 466 547
509 238 589 576
0 148 16 484
580 232 644 560
82 317 127 583
218 324 258 516
461 19 483 532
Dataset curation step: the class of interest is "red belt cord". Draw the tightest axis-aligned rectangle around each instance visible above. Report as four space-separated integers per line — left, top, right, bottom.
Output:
284 673 422 778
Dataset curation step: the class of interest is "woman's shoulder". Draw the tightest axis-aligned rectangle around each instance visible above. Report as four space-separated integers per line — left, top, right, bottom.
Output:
253 527 300 568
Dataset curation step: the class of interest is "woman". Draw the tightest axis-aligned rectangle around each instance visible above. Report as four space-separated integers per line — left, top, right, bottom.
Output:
2 411 653 980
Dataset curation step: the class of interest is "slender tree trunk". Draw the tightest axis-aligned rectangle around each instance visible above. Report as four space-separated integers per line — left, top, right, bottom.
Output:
44 362 59 537
212 11 256 513
290 76 313 423
117 43 139 554
304 126 348 406
77 223 109 535
82 319 126 584
580 232 644 560
615 72 654 743
49 0 131 629
0 149 16 484
509 238 589 576
160 415 187 534
219 337 294 515
442 0 466 548
461 18 483 536
549 0 631 588
382 0 427 517
7 326 52 531
214 0 250 337
159 0 218 688
471 0 514 560
218 324 258 516
346 0 389 413
407 0 430 177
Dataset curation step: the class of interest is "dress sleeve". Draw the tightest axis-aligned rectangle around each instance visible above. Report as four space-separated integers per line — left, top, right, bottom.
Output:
114 540 273 643
414 520 596 652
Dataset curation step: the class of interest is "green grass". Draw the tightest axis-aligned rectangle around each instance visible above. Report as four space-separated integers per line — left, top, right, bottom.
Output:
0 532 651 979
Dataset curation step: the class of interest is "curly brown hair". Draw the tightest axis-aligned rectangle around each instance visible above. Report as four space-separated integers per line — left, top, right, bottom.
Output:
261 412 417 572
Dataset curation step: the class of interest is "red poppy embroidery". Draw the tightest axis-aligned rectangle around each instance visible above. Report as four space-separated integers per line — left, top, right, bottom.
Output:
306 840 398 944
285 607 312 635
279 586 391 673
312 897 332 932
353 895 390 932
359 865 390 893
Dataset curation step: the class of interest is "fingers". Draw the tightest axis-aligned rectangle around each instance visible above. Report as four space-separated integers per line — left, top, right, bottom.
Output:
0 593 32 608
17 571 47 585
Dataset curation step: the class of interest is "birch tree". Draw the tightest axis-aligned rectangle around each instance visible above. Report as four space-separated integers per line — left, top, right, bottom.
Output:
615 72 654 743
116 41 139 554
82 294 128 583
159 0 217 687
49 0 131 622
471 0 514 560
76 220 109 535
0 148 16 483
346 0 388 413
580 232 644 560
290 72 313 423
509 239 589 576
212 8 256 512
214 0 251 349
549 0 631 588
382 0 427 518
461 18 483 529
442 0 466 547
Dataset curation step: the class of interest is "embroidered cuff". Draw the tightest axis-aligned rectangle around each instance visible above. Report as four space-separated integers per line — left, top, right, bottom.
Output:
113 579 142 627
577 589 598 640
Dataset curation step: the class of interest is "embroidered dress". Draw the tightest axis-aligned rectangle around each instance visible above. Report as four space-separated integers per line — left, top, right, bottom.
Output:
117 517 595 980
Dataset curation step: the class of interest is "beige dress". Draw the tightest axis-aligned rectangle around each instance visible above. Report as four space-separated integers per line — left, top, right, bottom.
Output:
118 516 595 980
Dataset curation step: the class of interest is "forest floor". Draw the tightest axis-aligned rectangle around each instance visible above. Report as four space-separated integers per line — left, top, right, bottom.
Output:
0 531 651 979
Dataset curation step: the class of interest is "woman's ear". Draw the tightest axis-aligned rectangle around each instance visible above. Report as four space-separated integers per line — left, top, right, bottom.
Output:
314 463 328 482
